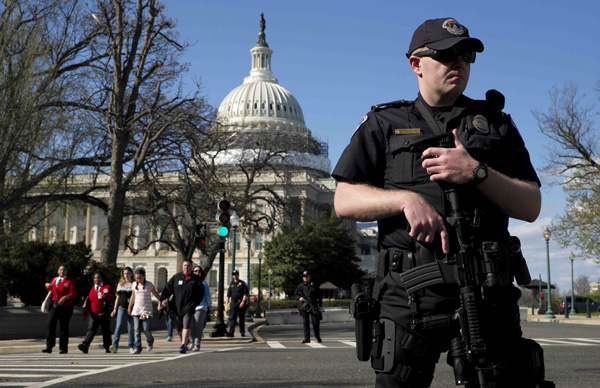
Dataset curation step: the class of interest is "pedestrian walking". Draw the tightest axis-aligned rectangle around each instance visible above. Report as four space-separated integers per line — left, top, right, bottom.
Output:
78 272 115 354
191 265 212 351
42 264 77 354
128 267 161 354
109 266 134 353
160 259 204 353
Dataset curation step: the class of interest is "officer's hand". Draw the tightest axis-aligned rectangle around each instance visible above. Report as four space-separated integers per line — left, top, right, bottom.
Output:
240 301 245 309
421 129 478 185
402 192 449 254
299 297 305 302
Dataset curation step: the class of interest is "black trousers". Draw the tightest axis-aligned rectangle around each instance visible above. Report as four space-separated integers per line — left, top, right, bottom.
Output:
300 310 321 341
46 304 73 352
81 312 112 350
227 301 246 335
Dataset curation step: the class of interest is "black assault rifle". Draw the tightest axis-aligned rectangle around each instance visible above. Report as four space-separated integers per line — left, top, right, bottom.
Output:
398 132 533 386
301 298 323 320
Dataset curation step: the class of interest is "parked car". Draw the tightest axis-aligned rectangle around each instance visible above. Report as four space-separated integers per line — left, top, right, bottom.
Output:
558 296 600 314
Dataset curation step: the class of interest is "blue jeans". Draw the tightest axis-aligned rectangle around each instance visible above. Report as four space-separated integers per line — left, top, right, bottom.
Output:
111 306 134 350
166 310 174 337
133 316 154 350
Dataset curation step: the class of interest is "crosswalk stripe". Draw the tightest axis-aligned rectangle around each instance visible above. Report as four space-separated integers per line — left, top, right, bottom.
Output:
572 338 600 344
535 338 594 346
267 341 285 348
305 343 325 348
340 341 356 347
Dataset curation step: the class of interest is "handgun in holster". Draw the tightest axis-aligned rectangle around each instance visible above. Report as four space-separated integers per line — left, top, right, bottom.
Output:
351 283 378 362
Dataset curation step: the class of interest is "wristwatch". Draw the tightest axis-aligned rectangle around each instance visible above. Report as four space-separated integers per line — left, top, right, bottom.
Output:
471 162 488 185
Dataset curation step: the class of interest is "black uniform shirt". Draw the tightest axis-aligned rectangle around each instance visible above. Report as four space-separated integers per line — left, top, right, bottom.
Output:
294 282 322 309
332 94 540 251
227 280 249 301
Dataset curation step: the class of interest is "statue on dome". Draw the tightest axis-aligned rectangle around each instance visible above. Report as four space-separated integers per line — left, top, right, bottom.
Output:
260 13 265 33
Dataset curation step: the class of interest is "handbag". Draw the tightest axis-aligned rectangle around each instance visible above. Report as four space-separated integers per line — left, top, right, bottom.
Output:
41 291 53 313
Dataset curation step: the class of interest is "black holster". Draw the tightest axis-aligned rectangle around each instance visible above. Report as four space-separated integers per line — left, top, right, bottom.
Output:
351 283 377 361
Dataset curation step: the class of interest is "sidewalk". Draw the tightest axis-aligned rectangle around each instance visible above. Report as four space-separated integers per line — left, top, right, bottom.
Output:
526 310 600 325
0 317 266 355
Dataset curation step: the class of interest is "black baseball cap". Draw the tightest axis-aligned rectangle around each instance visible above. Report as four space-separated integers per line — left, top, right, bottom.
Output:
406 18 484 57
302 271 310 277
232 270 239 275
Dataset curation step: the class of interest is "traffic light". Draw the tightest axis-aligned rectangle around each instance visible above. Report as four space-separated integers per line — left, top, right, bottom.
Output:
195 223 207 252
540 294 544 299
216 198 231 237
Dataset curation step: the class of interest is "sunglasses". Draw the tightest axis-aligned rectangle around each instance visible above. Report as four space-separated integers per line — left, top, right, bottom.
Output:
412 48 476 64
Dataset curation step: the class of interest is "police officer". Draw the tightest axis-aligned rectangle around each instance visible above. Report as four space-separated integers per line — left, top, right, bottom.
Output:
226 270 249 337
294 270 323 344
333 18 548 388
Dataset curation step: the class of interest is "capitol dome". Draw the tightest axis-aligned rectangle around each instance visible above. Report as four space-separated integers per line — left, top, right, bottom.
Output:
214 15 330 175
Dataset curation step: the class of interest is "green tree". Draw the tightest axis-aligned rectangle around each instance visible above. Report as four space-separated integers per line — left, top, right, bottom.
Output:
0 241 119 306
262 215 365 297
534 81 600 260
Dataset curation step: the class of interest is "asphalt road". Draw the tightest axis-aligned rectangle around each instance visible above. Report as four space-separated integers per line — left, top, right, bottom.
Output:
1 322 599 387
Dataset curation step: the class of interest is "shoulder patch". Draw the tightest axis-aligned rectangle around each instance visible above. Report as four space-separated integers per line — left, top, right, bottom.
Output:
355 114 369 131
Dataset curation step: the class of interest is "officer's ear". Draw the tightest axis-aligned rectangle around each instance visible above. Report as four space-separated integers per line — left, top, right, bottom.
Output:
409 56 423 77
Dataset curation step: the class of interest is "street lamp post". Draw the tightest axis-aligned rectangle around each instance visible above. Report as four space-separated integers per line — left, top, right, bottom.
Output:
255 252 263 318
543 228 555 319
244 228 254 322
268 268 273 310
538 273 542 311
570 252 576 315
229 212 240 282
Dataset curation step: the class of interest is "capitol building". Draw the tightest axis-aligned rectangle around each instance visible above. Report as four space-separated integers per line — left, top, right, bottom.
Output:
26 16 366 296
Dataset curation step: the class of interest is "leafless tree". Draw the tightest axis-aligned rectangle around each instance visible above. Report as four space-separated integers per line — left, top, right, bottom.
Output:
38 0 212 264
534 81 600 261
0 0 112 243
574 275 591 294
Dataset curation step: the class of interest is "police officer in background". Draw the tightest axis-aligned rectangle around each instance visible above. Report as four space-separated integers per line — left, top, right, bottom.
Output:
333 18 550 387
294 271 323 344
226 270 249 337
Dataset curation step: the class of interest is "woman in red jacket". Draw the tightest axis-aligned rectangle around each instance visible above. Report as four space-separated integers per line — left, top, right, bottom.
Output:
78 271 115 354
42 264 77 354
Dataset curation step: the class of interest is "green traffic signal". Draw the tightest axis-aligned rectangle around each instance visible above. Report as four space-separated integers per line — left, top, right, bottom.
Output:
218 225 230 237
216 197 231 238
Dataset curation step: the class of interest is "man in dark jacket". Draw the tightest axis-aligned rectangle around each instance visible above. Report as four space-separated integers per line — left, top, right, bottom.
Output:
294 271 323 344
161 259 204 353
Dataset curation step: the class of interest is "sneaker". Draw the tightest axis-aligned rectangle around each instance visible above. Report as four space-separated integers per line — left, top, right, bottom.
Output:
147 344 153 352
166 336 173 342
193 345 200 352
109 345 117 353
78 344 88 354
133 348 141 354
179 344 187 354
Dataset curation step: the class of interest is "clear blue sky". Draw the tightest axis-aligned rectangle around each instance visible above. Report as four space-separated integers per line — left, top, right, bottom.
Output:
164 0 600 294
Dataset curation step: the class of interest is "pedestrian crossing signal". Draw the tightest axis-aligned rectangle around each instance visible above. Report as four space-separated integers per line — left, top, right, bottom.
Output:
217 198 231 237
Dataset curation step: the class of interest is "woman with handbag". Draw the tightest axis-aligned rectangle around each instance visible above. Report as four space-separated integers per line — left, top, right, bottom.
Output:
43 264 77 354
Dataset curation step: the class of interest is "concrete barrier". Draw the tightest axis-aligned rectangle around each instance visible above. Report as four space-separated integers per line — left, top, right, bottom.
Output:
265 308 352 325
0 306 166 340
